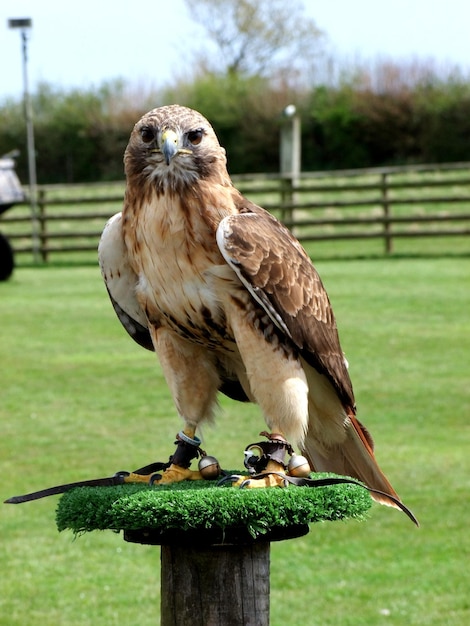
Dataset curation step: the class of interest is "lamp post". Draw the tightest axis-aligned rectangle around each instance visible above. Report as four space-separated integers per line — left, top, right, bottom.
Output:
8 17 40 263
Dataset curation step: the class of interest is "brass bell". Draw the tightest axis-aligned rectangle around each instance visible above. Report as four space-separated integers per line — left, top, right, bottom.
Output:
287 454 311 478
198 455 221 480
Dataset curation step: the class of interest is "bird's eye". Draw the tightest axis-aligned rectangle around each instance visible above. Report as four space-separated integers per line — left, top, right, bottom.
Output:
187 129 204 145
140 126 155 144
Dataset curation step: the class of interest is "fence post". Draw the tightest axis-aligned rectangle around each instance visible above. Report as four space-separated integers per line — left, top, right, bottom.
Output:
37 188 48 263
381 173 393 254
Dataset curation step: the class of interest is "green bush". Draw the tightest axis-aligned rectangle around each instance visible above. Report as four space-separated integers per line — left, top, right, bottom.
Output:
3 66 470 184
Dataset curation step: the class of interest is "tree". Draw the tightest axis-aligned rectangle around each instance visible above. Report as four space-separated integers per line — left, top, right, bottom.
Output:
184 0 325 82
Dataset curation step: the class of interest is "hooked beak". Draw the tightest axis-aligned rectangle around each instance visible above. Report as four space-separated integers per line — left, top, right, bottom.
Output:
161 129 179 165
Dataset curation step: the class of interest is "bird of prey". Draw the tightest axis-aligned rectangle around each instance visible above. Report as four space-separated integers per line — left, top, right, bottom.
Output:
99 104 413 519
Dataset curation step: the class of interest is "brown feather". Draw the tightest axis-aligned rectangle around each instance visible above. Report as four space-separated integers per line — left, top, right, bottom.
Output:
220 208 355 409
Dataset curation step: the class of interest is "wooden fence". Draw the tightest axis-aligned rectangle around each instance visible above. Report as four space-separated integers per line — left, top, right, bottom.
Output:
1 162 470 263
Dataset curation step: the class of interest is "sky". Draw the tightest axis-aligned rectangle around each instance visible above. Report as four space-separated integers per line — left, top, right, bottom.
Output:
1 0 470 101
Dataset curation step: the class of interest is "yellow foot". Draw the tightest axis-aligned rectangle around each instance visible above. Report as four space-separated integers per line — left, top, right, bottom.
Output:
232 461 288 488
157 464 202 484
123 464 202 485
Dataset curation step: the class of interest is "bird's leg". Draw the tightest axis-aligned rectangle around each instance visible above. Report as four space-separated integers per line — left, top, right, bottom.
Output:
140 328 221 484
223 303 311 488
233 431 298 488
122 428 206 485
157 428 205 484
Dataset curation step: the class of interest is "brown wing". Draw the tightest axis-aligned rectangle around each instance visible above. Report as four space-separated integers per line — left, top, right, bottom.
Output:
216 202 355 411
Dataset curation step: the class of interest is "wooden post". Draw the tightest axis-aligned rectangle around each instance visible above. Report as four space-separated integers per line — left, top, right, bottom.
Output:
381 172 393 254
56 480 372 625
38 188 48 262
160 542 270 626
123 525 309 626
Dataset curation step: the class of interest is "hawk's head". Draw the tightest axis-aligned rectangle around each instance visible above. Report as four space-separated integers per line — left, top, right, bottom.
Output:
124 104 229 195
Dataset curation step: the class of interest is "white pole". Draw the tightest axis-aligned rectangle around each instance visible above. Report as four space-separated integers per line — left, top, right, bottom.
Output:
20 26 40 263
280 105 301 231
9 18 40 263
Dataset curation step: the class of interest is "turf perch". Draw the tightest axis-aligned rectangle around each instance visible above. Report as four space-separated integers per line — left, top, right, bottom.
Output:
56 475 372 539
55 473 374 626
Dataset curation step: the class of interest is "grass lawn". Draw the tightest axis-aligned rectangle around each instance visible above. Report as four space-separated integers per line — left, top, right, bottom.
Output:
1 254 469 625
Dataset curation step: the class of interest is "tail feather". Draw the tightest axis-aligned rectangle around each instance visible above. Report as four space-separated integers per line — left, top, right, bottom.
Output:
302 421 398 500
302 413 418 525
297 362 418 523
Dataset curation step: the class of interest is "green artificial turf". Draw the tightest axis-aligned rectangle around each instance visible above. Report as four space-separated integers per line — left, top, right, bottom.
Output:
56 474 372 540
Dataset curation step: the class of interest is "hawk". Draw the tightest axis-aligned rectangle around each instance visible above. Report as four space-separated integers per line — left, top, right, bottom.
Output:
99 104 413 519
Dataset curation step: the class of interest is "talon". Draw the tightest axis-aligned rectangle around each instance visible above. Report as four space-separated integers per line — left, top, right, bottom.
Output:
115 470 130 478
217 473 244 487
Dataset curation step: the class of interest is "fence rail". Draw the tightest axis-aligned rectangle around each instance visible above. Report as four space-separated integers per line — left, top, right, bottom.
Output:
1 162 469 263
